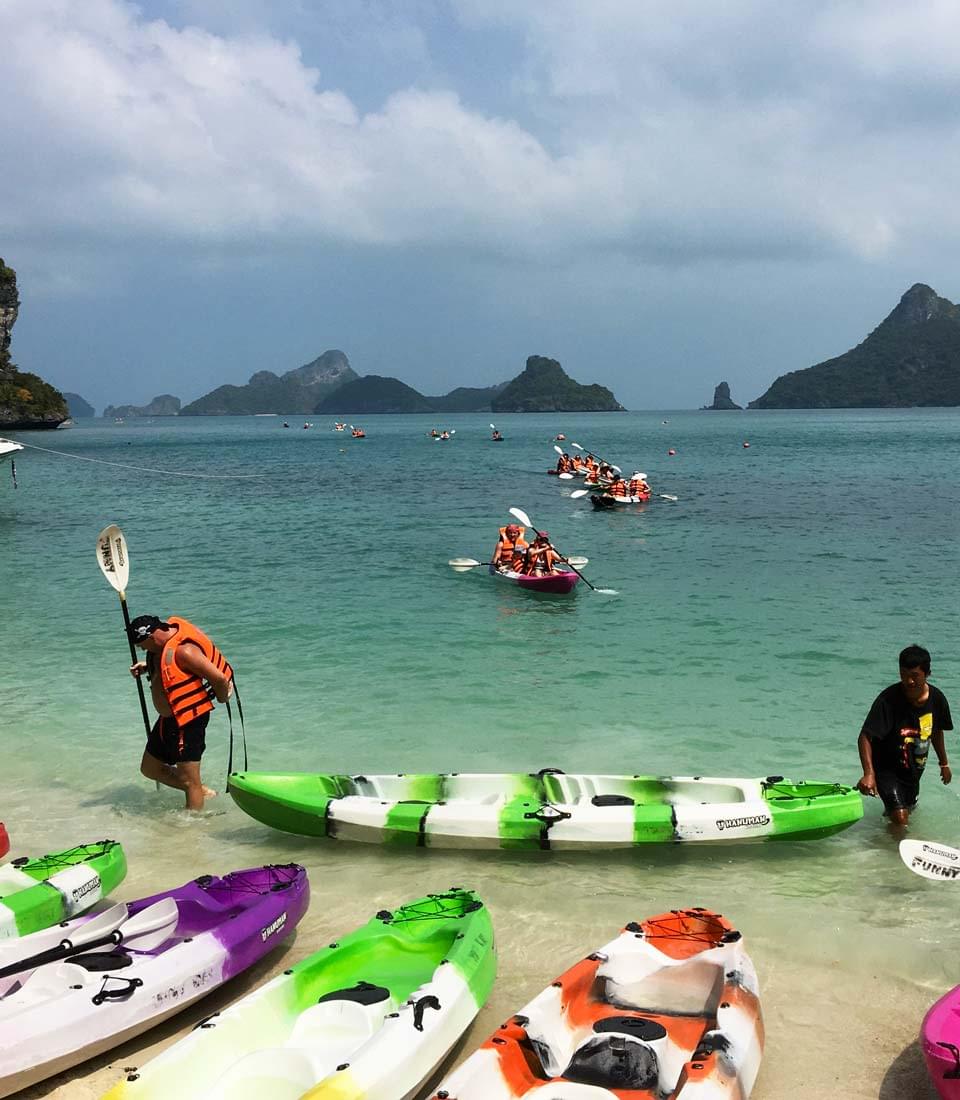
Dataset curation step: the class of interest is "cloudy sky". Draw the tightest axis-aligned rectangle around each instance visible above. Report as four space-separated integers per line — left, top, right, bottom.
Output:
3 0 959 410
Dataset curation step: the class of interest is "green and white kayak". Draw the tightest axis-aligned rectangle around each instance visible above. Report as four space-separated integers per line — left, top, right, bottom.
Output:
103 887 495 1100
229 771 863 848
0 841 127 939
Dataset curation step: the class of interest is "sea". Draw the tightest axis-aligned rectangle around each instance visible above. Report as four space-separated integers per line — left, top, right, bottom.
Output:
2 408 957 1098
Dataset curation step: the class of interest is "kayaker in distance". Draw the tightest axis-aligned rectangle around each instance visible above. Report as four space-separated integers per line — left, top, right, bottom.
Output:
491 523 527 572
128 614 235 811
491 429 503 441
856 644 953 827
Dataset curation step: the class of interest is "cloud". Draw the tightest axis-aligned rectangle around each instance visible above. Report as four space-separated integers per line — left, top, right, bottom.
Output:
3 0 960 273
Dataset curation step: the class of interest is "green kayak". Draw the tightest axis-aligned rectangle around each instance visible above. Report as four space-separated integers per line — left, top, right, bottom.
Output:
103 888 496 1099
229 771 863 848
0 840 127 938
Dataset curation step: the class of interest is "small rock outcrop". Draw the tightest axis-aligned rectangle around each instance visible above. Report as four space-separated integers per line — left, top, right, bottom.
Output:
702 382 742 410
491 355 625 413
103 395 181 418
0 258 69 429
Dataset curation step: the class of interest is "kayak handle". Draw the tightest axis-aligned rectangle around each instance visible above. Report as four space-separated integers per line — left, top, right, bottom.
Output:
92 977 143 1005
413 994 441 1031
523 805 572 824
937 1042 960 1079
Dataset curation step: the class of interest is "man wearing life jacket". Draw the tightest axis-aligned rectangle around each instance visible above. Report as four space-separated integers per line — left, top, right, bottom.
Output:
492 524 527 573
128 614 234 811
607 474 629 497
628 472 650 497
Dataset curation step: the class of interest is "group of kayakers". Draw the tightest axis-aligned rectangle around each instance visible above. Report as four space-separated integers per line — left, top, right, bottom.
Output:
491 523 561 576
430 429 453 440
553 451 650 499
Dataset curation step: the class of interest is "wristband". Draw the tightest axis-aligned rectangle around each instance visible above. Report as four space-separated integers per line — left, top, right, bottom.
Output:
940 762 950 768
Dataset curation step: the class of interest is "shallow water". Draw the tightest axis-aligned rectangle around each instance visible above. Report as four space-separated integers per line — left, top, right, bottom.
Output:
2 409 957 1097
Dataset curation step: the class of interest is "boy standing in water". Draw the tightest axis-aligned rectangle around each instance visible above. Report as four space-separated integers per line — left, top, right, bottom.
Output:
129 614 234 811
857 644 953 827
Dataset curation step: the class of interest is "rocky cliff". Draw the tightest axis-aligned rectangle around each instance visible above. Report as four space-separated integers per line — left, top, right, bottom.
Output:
702 382 742 410
103 395 181 418
750 284 960 408
64 393 96 418
0 258 69 429
491 355 624 413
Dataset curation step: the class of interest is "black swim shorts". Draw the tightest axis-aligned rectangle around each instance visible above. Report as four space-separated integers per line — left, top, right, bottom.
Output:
145 713 209 765
875 769 920 814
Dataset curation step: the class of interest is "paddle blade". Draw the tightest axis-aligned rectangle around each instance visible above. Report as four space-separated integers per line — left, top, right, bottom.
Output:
558 472 574 480
553 445 564 456
571 442 584 451
65 903 129 949
96 525 130 594
490 423 497 430
570 489 589 499
448 558 482 568
118 898 180 949
509 506 533 529
659 494 679 502
899 839 960 880
565 556 588 566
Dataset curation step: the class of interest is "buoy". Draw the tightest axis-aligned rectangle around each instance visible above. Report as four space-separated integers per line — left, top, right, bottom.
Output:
743 441 750 448
668 449 676 456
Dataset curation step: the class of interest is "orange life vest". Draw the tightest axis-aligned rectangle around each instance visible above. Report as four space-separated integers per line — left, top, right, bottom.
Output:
497 526 528 568
160 616 233 728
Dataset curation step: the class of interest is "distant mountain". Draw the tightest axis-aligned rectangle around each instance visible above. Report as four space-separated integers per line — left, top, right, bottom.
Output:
181 350 357 415
103 395 181 418
316 375 435 414
64 393 96 417
491 355 625 412
426 384 507 412
702 382 742 410
750 284 960 408
0 257 69 429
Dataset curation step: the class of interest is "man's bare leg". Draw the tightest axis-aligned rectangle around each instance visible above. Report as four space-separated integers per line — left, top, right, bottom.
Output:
140 750 188 793
175 761 215 811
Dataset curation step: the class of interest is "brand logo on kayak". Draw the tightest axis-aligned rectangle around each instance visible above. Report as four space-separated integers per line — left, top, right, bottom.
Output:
912 856 960 879
260 913 287 941
922 843 958 860
716 814 770 832
71 877 100 902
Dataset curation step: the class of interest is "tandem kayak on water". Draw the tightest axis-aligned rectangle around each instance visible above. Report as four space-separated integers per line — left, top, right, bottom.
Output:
0 863 308 1098
228 771 864 848
429 907 762 1100
101 888 495 1100
0 840 127 940
488 564 580 594
591 492 651 508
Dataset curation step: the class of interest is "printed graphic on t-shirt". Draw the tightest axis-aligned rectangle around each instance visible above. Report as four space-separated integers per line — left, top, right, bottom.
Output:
899 712 933 770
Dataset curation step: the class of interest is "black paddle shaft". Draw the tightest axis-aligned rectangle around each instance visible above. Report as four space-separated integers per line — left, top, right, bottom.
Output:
119 594 153 738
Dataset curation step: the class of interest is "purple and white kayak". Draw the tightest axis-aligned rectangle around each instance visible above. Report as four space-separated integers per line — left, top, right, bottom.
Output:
0 863 308 1098
489 564 580 594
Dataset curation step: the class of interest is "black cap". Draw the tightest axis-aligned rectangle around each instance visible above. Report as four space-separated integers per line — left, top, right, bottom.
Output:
128 615 167 642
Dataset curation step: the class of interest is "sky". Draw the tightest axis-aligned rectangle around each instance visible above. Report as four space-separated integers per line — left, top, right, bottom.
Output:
3 0 960 411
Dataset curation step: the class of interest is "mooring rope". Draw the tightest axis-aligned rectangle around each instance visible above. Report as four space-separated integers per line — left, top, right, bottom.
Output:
4 439 263 479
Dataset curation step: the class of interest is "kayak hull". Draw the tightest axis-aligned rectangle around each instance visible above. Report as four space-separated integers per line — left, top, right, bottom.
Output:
489 564 580 594
102 888 495 1100
0 840 127 940
228 771 864 848
0 825 7 860
430 908 763 1099
922 986 960 1098
0 864 308 1098
591 492 651 508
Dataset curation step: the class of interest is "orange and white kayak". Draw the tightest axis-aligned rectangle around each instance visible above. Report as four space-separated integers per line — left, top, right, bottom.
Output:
429 908 763 1099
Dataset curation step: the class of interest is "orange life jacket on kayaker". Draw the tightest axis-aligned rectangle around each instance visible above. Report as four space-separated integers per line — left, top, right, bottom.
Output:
608 477 628 495
628 479 649 496
160 616 233 728
496 526 528 569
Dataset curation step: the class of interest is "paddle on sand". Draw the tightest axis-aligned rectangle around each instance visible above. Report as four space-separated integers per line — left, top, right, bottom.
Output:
508 507 615 594
899 838 960 881
449 556 588 572
0 898 180 979
96 525 152 743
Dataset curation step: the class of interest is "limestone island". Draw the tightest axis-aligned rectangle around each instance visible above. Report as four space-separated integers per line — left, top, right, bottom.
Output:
750 283 960 408
64 393 96 418
702 382 742 410
491 355 625 413
104 395 181 419
0 258 69 430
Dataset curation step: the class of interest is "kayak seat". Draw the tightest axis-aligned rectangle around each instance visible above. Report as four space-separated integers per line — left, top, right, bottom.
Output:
563 1033 660 1091
71 950 133 972
591 795 635 807
318 980 391 1005
10 961 91 1006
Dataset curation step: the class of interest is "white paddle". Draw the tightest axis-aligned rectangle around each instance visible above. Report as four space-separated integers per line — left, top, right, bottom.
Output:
449 556 588 571
0 898 180 978
899 839 960 881
0 902 128 973
96 525 153 746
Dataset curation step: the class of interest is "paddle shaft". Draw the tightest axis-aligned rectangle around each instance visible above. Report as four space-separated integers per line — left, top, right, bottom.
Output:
119 591 152 739
0 928 124 979
571 441 620 471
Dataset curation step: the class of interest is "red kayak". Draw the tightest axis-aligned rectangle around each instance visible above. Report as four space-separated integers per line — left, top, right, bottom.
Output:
489 564 580 594
0 823 8 859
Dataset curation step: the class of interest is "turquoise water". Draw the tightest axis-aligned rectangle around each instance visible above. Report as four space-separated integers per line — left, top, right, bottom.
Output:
2 410 957 1097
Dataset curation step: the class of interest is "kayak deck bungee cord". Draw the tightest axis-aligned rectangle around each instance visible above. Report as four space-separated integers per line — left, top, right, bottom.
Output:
228 771 863 848
429 907 763 1099
0 863 308 1097
0 840 127 939
101 887 495 1100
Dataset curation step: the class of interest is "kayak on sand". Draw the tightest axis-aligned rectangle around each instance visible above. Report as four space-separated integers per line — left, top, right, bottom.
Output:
488 564 580 594
429 907 763 1100
101 887 495 1100
228 770 864 848
922 983 960 1099
0 863 308 1098
0 840 127 940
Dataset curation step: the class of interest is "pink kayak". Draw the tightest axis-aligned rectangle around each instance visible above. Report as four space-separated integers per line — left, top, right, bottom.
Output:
923 987 960 1097
489 564 580 594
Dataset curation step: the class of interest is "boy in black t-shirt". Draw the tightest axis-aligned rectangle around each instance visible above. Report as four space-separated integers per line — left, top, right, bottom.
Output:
857 644 953 827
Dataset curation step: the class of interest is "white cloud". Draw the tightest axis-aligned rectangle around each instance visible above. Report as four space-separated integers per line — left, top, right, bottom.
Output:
3 0 960 271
